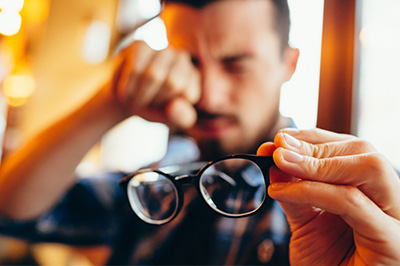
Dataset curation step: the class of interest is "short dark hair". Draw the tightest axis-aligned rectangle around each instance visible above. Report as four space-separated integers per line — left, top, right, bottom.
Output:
161 0 291 49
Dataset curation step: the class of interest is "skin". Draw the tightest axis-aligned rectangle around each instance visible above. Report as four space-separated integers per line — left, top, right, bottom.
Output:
257 128 400 265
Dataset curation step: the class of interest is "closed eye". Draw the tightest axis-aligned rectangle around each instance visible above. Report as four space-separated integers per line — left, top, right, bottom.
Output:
222 55 252 73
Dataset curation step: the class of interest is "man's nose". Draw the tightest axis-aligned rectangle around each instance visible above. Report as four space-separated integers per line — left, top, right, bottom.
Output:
196 67 230 112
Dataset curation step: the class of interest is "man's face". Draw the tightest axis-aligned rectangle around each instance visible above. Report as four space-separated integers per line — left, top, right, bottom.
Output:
163 0 297 158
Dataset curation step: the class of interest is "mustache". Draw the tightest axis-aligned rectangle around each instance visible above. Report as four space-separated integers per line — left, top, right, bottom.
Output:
195 109 236 121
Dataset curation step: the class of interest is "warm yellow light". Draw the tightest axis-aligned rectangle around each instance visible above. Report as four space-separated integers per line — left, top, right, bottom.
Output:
0 10 22 36
0 0 24 36
21 0 49 25
81 20 111 64
2 74 36 107
0 0 24 12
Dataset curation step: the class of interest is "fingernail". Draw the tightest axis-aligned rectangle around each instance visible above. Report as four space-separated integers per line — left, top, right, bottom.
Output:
283 133 301 148
269 182 288 191
281 128 299 135
282 149 304 163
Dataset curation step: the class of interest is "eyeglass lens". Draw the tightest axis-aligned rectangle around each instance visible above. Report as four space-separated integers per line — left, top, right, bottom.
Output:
199 158 266 216
127 172 179 224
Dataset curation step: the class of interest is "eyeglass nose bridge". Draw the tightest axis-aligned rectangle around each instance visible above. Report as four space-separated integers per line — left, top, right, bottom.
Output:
174 174 198 184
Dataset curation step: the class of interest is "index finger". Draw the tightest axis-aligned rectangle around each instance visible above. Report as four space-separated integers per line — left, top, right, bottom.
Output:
274 132 376 158
279 128 355 144
273 148 400 219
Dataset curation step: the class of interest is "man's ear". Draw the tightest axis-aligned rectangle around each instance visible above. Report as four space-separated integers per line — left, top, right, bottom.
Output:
284 47 300 82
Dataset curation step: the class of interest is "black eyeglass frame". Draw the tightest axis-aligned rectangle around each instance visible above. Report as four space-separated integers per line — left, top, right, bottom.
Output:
119 154 275 225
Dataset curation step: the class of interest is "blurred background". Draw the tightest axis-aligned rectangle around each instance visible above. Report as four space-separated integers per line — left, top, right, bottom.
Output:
0 0 399 264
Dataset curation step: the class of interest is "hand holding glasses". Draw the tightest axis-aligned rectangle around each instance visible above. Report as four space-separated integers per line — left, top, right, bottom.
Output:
119 154 275 225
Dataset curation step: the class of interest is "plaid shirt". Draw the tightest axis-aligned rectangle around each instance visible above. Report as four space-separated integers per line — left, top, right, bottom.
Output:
0 135 291 265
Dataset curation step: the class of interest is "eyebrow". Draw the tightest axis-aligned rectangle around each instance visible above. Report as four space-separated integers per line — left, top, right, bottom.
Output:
190 53 253 66
221 53 253 64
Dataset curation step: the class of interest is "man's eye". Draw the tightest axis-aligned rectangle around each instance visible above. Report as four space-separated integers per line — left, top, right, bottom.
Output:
225 61 249 73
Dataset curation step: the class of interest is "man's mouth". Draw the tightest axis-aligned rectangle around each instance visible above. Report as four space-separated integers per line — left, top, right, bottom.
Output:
194 111 237 138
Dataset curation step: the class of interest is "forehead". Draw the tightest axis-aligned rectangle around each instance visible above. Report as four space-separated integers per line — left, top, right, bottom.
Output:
161 0 278 56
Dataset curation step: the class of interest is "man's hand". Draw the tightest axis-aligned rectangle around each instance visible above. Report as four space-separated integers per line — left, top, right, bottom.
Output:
112 41 201 129
257 128 400 265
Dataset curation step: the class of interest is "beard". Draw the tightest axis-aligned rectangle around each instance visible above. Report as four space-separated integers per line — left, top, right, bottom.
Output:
196 137 260 161
197 139 226 161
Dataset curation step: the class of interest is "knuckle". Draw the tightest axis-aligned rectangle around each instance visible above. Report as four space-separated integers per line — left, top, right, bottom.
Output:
345 134 358 140
300 180 314 193
306 156 346 182
306 137 376 159
164 76 183 94
176 51 198 74
142 67 164 85
305 156 325 175
318 143 329 157
350 138 377 153
176 49 191 62
165 65 199 101
159 47 175 58
132 40 150 53
126 41 150 61
130 60 143 74
310 143 329 158
362 152 389 176
313 158 332 177
342 186 366 211
166 68 187 91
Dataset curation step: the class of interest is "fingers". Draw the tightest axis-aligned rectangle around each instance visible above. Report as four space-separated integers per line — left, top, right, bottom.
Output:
256 142 276 156
133 48 177 107
116 41 154 104
279 127 355 144
269 165 299 186
273 147 365 185
165 98 197 129
273 147 400 196
153 53 201 106
268 180 398 242
112 41 201 128
274 131 376 158
272 129 400 219
267 128 400 264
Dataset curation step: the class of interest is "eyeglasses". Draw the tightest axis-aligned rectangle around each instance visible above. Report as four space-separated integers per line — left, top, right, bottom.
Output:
119 154 275 225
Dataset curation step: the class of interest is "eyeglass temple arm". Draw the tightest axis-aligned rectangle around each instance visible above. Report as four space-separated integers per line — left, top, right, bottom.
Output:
113 1 165 56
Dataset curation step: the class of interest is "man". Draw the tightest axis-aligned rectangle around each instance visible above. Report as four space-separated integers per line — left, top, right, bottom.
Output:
0 1 298 263
1 0 400 265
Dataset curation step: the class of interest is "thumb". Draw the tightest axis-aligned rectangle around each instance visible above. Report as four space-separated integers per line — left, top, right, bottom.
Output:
268 166 317 227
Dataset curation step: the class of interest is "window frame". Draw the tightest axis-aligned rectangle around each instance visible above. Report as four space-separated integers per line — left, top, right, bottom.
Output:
317 0 360 135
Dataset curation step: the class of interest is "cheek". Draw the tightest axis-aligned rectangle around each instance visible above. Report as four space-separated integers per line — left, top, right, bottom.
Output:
234 88 270 128
235 76 280 110
228 69 282 123
233 79 281 129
